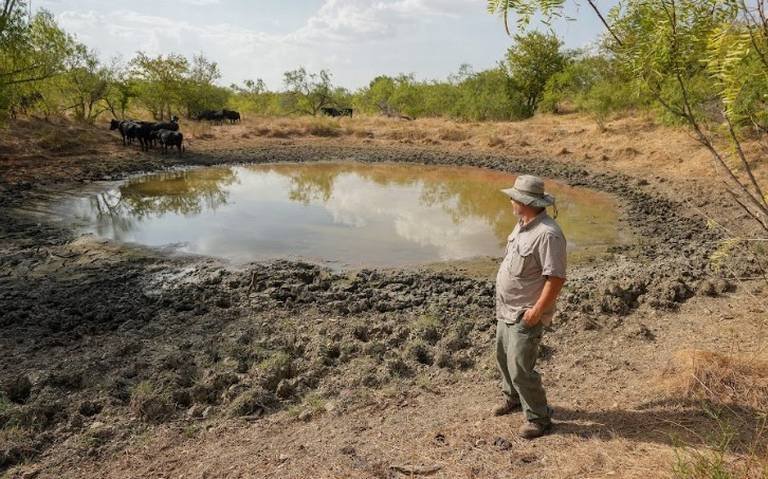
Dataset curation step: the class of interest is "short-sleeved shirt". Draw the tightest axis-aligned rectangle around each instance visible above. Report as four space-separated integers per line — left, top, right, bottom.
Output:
495 210 567 326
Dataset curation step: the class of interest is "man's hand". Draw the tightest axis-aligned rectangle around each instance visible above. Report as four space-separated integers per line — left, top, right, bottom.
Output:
524 276 566 327
523 306 542 327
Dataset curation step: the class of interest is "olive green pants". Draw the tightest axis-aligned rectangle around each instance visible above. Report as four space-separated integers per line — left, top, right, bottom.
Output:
495 319 552 424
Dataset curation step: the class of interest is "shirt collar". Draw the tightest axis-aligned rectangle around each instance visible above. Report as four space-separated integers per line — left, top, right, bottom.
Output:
518 209 548 232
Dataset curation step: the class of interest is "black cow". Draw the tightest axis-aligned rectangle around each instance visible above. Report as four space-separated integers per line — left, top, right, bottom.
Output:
112 121 143 147
110 119 139 145
223 109 241 123
196 110 225 124
142 119 178 131
321 107 353 118
109 119 126 144
321 107 341 117
133 122 154 151
154 129 184 155
139 119 179 148
150 120 179 146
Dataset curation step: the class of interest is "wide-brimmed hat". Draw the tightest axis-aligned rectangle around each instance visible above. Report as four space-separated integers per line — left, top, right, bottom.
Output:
501 175 555 208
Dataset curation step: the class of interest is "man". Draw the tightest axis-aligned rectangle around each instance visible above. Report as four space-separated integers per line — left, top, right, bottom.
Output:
494 175 567 439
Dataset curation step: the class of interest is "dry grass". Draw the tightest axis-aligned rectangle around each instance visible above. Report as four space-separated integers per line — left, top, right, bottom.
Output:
661 349 768 411
186 121 215 140
129 381 174 423
486 134 505 148
437 127 471 142
384 127 428 141
657 350 768 479
0 119 103 158
6 111 765 203
304 119 342 137
5 112 767 189
188 113 768 192
36 128 91 155
266 128 295 138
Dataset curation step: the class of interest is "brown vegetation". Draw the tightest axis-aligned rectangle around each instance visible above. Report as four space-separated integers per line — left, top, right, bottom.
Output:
662 349 768 412
4 112 768 189
1 112 767 478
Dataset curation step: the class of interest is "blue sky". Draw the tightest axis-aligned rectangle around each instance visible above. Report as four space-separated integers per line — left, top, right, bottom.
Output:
36 0 618 90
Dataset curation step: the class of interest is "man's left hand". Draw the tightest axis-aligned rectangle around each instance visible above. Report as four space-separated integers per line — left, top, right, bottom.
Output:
523 307 542 327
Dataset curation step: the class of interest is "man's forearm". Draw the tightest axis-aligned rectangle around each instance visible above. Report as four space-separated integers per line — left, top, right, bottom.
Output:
531 276 566 317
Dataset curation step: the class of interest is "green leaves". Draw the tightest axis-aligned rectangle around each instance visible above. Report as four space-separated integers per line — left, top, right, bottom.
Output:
128 52 229 120
487 0 566 34
484 0 768 233
504 31 568 118
705 22 768 127
282 67 335 116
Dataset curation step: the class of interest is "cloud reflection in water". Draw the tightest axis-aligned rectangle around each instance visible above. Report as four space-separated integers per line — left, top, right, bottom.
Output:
59 162 623 267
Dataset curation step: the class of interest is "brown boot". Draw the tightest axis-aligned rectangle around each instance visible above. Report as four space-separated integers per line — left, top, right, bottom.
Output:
492 397 521 416
518 421 552 439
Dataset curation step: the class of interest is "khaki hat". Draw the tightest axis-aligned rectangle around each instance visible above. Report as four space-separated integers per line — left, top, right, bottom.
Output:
501 175 555 208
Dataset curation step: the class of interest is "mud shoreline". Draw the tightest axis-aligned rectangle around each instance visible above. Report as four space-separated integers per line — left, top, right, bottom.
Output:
2 143 735 310
0 144 743 473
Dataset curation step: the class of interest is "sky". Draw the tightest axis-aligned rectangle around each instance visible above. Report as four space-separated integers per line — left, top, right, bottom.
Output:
35 0 619 90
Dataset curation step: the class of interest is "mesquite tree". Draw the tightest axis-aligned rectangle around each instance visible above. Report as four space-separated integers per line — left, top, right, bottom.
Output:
489 0 768 276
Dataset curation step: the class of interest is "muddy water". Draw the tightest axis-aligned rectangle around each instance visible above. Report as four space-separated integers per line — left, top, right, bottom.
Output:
46 162 628 268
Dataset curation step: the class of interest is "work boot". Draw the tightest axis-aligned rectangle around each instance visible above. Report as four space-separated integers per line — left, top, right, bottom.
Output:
492 396 521 416
518 421 552 439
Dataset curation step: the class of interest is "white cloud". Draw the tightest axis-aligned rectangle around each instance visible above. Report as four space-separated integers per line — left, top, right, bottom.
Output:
51 0 501 88
175 0 221 5
322 174 500 260
293 0 479 43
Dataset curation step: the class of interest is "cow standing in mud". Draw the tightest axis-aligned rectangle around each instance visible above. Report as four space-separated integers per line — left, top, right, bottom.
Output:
153 129 184 155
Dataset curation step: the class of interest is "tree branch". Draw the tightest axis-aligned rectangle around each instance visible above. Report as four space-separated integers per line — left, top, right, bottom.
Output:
725 114 768 210
726 185 768 233
1 72 59 86
585 0 623 47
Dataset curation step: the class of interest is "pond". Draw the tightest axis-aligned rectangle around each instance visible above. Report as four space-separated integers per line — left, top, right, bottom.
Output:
48 162 628 268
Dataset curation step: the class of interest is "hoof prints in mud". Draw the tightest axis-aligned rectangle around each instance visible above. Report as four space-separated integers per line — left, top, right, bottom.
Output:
243 261 494 315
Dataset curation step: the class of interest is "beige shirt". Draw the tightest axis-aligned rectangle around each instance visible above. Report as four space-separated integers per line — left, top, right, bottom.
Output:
495 210 567 326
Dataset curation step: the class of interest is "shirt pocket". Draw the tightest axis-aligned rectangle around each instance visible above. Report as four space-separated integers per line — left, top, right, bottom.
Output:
507 241 535 277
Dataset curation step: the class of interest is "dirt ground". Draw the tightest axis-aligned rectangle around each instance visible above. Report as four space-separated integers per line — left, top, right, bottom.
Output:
1 113 766 478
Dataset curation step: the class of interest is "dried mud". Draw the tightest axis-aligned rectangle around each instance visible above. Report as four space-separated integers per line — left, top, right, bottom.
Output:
0 144 749 473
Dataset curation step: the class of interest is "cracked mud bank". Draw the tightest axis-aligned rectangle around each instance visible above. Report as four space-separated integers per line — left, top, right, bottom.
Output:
0 145 746 471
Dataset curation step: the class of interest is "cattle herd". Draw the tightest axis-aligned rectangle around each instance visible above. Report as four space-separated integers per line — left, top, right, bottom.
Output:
109 117 184 155
108 106 361 153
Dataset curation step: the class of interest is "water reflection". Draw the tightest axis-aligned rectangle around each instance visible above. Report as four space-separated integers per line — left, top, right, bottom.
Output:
58 162 624 267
